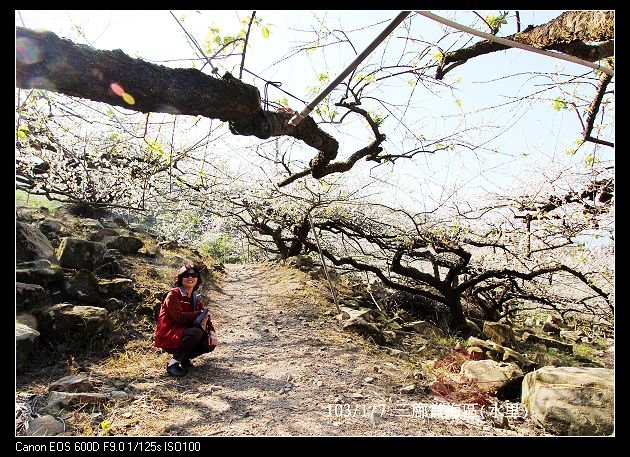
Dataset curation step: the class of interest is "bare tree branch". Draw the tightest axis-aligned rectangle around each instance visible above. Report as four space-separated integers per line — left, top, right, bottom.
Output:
239 11 256 79
582 70 614 147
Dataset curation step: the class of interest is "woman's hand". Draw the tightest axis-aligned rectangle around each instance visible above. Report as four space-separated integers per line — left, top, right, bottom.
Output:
208 331 218 346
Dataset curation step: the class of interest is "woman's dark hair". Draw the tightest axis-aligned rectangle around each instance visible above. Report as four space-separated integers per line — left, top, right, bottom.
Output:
174 264 202 291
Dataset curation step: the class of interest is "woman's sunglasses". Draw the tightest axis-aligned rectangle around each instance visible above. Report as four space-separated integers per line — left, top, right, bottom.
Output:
181 272 199 278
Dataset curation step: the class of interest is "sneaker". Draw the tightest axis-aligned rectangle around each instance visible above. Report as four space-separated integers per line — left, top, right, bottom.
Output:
180 359 194 369
166 362 188 377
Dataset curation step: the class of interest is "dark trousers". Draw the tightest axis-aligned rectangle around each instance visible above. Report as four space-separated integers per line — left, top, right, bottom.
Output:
168 327 215 362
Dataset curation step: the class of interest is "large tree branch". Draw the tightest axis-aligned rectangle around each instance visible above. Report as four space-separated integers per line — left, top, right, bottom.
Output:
458 264 610 304
16 27 261 120
582 70 614 147
437 11 614 79
278 102 387 186
299 238 447 304
277 137 384 187
16 26 341 181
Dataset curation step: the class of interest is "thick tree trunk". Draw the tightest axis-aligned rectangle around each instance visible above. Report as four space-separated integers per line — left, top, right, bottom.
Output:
16 26 340 180
287 217 311 257
444 293 469 335
16 27 261 121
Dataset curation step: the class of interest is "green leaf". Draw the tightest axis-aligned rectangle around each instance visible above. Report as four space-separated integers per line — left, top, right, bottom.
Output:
146 139 165 157
361 73 375 84
552 97 567 111
486 13 508 32
17 125 29 140
584 155 596 167
100 419 111 435
261 25 271 39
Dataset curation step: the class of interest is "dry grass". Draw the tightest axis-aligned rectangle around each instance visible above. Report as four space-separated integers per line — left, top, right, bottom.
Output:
430 349 496 407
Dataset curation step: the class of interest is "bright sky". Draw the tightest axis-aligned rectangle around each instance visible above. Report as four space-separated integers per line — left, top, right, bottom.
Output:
16 10 614 216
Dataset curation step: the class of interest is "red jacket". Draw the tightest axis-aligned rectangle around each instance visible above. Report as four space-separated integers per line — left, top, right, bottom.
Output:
154 286 216 350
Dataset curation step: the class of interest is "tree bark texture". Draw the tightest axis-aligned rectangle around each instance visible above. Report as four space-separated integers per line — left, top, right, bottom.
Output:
441 11 614 72
16 27 261 121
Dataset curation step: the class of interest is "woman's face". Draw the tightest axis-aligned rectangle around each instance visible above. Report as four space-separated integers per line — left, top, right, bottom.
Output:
180 270 199 287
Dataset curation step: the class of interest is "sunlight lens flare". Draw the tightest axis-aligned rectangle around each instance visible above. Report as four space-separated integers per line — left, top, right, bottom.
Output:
16 37 43 64
109 82 136 105
110 82 125 96
122 93 135 105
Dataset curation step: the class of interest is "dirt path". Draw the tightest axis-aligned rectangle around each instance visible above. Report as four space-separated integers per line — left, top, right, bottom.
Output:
97 263 545 436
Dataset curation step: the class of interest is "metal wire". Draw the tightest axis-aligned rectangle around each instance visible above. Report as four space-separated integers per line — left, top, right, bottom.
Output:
308 213 341 313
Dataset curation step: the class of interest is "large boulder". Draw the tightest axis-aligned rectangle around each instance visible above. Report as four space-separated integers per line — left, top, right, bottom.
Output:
546 314 569 329
16 260 64 287
522 332 573 354
103 235 144 254
16 323 40 372
403 320 445 339
501 346 536 371
460 359 523 394
70 217 104 233
26 415 65 436
16 205 49 222
522 366 614 435
38 304 112 347
16 221 57 263
16 282 48 312
62 269 101 303
98 278 136 299
16 313 39 330
467 336 504 357
56 238 106 270
88 228 120 242
482 321 517 348
466 336 535 371
342 317 386 345
46 391 109 414
286 255 318 271
39 218 68 236
542 321 561 336
559 330 586 343
338 306 378 322
48 375 95 393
